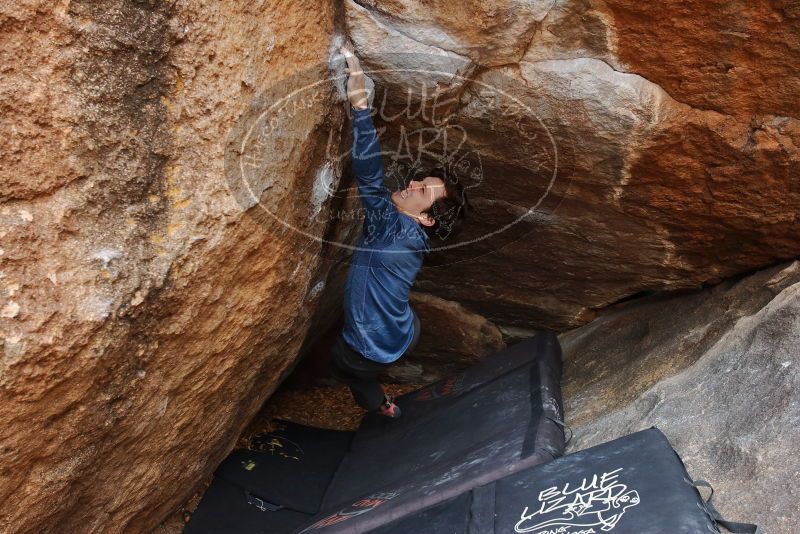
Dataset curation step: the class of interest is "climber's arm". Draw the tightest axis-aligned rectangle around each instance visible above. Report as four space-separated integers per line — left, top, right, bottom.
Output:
350 108 392 214
342 45 394 217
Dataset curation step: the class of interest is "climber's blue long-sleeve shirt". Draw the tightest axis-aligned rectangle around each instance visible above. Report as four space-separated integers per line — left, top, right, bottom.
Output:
341 107 430 363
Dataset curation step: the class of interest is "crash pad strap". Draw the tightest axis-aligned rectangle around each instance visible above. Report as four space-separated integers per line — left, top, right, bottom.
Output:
212 451 316 515
212 470 290 513
467 484 495 534
544 416 573 448
694 480 759 534
244 490 284 512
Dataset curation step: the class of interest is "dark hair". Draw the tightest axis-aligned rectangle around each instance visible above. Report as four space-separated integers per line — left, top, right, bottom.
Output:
418 166 469 241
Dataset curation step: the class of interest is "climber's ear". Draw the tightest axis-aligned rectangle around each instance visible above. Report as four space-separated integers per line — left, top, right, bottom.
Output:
418 213 435 227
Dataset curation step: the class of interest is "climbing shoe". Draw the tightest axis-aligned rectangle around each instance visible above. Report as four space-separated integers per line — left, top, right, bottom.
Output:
377 396 402 418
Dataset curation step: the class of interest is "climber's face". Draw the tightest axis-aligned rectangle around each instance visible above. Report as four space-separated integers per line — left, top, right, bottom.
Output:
390 176 447 227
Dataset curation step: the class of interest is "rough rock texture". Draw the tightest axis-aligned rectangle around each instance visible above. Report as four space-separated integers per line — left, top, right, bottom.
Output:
560 260 800 532
347 0 554 66
3 0 800 532
344 0 475 128
601 0 800 118
0 1 348 532
386 291 506 382
345 0 800 331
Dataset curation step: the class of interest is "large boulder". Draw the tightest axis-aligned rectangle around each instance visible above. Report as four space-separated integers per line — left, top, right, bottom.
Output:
345 0 800 331
560 260 800 533
0 1 348 532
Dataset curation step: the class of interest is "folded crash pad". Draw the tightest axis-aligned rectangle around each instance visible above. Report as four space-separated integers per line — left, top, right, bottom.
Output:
184 330 565 534
184 422 353 533
368 427 759 534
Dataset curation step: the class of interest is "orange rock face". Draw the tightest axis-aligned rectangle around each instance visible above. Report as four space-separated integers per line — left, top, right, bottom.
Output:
1 1 348 532
605 0 800 118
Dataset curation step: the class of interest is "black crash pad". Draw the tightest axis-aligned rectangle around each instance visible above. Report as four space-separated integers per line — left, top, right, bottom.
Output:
184 422 353 534
185 330 565 534
216 422 353 514
367 427 757 534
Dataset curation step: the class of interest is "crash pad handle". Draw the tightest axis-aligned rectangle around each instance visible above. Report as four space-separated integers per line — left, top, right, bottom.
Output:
693 480 759 534
694 479 715 502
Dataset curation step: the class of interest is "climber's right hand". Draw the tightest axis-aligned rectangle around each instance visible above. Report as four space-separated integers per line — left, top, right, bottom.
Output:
340 44 369 110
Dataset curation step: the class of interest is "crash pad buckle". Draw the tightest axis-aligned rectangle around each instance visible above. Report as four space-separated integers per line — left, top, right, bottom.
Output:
245 491 283 512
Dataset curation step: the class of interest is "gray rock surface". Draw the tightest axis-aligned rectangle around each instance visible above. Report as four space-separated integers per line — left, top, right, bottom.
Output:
561 260 800 532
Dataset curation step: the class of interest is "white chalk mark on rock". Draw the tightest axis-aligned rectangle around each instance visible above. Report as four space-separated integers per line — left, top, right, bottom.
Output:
311 162 339 219
92 248 122 268
1 301 20 318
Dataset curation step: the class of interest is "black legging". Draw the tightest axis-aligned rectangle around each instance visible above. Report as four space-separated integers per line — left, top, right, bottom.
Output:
331 312 421 411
